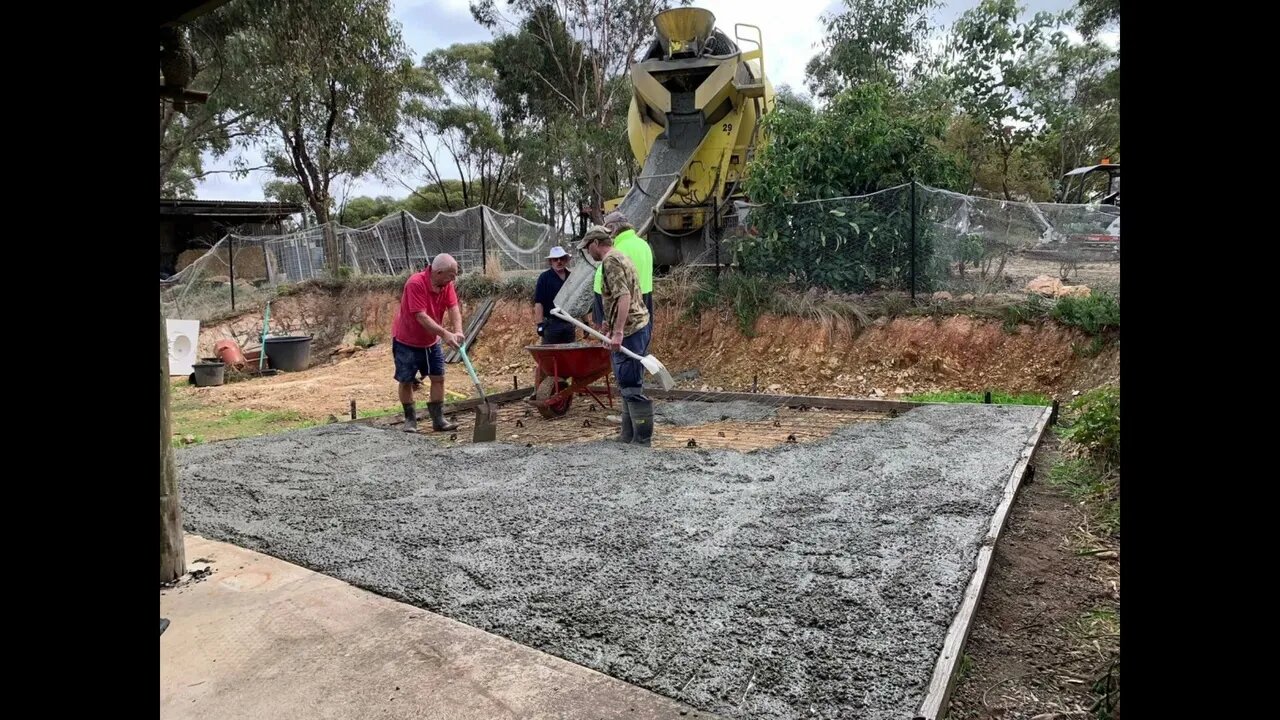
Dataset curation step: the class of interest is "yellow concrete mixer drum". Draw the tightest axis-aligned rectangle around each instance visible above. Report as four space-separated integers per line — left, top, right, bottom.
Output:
613 7 775 267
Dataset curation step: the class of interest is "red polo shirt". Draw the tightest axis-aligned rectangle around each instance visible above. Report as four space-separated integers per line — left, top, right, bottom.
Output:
392 269 458 348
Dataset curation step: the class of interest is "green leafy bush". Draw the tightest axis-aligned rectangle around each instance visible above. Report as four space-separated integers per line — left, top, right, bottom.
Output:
1058 386 1120 465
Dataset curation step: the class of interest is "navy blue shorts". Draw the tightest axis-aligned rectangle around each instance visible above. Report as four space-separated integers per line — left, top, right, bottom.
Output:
393 338 445 383
611 322 652 391
541 319 577 345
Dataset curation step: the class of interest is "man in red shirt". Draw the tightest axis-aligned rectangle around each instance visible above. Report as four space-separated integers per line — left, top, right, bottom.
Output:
392 254 465 432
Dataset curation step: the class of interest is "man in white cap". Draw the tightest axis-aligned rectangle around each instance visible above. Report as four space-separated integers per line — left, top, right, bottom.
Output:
533 245 575 343
531 244 575 387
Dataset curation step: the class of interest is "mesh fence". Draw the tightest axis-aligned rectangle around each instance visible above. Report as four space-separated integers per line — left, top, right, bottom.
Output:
731 183 1120 299
921 186 1120 297
161 205 572 321
161 186 1119 322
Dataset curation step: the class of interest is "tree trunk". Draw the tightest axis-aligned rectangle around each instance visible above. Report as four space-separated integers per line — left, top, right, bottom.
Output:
1000 144 1012 201
313 202 341 276
160 303 186 583
545 124 556 225
590 154 604 222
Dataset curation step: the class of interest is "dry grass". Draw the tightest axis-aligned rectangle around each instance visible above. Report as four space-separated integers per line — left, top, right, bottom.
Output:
482 251 505 282
774 291 870 331
655 265 707 309
658 269 872 337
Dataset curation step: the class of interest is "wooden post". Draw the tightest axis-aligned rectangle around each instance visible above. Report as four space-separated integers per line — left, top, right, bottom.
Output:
160 303 186 583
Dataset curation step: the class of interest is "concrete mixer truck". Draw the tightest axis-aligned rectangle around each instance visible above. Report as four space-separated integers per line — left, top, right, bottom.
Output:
555 6 775 316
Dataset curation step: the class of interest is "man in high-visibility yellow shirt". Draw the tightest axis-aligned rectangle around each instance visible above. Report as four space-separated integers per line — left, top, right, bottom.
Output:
593 211 653 331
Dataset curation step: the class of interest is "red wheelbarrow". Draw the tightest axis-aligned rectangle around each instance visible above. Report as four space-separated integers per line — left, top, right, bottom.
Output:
524 342 615 419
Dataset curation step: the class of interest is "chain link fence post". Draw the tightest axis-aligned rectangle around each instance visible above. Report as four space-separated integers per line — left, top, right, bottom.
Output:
399 210 410 273
909 179 918 302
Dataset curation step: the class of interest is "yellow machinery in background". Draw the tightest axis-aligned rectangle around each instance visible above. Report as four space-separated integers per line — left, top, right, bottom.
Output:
605 6 775 267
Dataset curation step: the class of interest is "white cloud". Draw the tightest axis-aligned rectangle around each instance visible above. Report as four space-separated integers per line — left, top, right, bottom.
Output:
693 0 831 95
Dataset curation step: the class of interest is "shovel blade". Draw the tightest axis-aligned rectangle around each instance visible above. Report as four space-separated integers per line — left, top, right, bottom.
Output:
640 355 676 390
472 402 498 443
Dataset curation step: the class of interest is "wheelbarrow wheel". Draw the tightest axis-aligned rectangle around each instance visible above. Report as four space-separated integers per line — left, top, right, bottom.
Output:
534 376 572 419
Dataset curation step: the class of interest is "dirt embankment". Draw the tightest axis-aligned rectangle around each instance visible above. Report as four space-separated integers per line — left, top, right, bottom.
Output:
191 288 1118 421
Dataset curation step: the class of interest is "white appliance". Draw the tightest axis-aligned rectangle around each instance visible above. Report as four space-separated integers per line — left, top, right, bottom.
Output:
166 319 201 376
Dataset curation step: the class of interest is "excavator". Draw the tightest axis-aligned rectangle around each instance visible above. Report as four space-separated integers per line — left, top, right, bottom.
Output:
555 6 775 316
1053 160 1120 258
1056 160 1120 207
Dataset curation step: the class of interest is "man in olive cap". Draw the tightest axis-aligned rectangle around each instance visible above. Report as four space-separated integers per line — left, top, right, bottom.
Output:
580 225 654 446
592 211 653 333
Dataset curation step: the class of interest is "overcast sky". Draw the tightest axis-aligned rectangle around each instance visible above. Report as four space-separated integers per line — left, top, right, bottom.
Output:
194 0 1112 203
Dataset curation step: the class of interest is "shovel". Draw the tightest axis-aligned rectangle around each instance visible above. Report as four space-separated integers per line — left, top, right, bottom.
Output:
551 307 675 390
456 342 498 442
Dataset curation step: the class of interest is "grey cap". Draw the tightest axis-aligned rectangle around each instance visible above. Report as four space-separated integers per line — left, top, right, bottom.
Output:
578 225 611 248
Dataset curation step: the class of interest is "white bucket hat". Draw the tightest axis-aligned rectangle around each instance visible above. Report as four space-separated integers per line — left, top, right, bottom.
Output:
546 246 570 259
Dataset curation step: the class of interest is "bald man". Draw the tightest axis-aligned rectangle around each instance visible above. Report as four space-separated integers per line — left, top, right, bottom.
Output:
392 254 465 432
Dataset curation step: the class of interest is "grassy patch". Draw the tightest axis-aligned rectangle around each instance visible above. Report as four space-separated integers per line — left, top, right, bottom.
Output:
1073 334 1109 358
683 272 778 336
773 291 870 329
1000 295 1052 333
1070 606 1121 720
171 402 321 444
357 389 471 419
349 322 386 349
358 405 401 419
1090 653 1121 720
663 269 1117 339
674 270 870 336
276 273 408 297
1048 384 1122 720
1073 607 1120 641
906 390 1052 406
1052 293 1120 335
1058 386 1120 466
1049 458 1120 536
878 292 911 319
456 273 538 301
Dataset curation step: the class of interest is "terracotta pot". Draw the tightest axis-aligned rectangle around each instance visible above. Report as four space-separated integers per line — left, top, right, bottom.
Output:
214 339 247 369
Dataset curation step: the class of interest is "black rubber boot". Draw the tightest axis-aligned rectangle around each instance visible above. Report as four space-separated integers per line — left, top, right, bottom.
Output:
428 401 457 432
615 401 634 443
402 403 418 433
630 397 654 447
